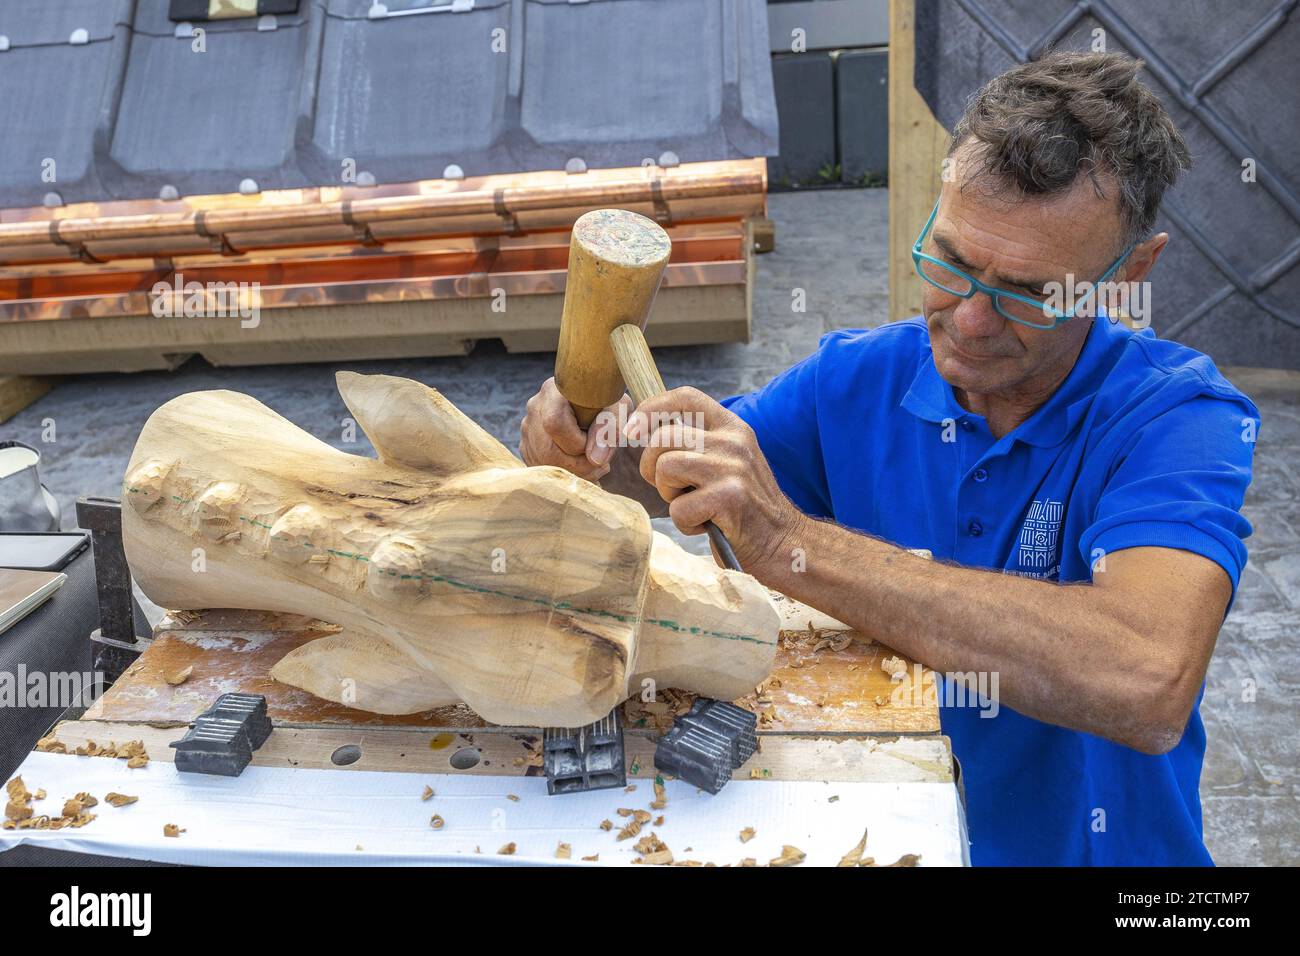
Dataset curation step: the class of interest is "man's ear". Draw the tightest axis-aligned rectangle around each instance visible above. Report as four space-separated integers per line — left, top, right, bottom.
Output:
1117 232 1169 285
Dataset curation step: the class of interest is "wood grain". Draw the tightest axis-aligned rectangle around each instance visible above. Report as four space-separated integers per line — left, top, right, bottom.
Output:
120 374 780 726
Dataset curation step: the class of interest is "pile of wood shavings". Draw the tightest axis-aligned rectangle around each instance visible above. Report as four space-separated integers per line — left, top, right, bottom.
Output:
631 832 673 865
38 737 150 768
4 777 96 831
780 622 859 670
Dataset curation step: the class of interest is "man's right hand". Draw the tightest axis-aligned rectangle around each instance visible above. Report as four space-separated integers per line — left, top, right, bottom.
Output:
519 377 631 482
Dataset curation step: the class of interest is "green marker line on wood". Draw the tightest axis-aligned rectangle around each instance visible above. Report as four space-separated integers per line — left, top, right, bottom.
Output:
123 484 774 647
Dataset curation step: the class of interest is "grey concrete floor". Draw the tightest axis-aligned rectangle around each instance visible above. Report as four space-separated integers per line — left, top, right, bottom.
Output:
4 189 1295 865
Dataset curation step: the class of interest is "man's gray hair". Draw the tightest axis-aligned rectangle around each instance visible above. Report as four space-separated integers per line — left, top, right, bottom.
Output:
950 51 1192 249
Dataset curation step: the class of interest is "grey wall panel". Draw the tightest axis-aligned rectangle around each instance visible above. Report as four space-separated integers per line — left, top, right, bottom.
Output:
836 47 888 184
0 0 778 205
1 0 121 44
0 44 113 206
766 0 889 53
519 0 777 169
107 10 312 195
913 0 1300 369
522 0 725 148
310 0 513 182
0 0 127 207
767 51 834 185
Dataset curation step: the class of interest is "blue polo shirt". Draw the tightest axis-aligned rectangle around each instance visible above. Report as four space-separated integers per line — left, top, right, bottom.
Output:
723 315 1258 866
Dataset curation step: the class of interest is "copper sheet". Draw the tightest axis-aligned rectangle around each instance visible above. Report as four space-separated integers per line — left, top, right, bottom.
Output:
0 159 766 262
0 221 748 323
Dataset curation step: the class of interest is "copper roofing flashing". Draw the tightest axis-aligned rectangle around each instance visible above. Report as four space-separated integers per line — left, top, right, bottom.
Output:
0 221 750 324
0 159 766 265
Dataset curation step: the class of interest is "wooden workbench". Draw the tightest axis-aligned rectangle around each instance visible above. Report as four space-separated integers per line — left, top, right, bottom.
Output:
5 607 965 866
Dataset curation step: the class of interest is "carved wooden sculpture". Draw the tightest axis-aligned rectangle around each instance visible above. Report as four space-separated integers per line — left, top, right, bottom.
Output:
121 372 780 727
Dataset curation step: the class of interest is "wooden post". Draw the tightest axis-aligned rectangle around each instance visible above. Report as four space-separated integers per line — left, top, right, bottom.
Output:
0 375 57 424
888 0 950 324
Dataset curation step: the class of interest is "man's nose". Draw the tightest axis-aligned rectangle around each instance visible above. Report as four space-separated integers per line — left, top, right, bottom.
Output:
951 292 1007 338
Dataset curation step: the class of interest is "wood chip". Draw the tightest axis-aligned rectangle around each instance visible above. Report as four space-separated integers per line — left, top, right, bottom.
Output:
653 815 664 826
616 818 643 841
555 842 571 860
497 842 516 856
880 853 922 867
163 823 185 838
105 793 138 808
650 781 667 810
881 655 907 680
582 854 599 862
632 832 673 865
837 828 869 867
739 827 756 843
164 665 193 686
5 776 30 804
34 737 66 754
5 801 32 822
738 857 757 867
506 794 520 802
421 785 434 801
599 819 613 831
768 845 806 867
430 814 445 829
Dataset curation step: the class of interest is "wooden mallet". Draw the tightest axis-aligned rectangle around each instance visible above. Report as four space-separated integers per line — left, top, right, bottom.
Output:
553 208 742 572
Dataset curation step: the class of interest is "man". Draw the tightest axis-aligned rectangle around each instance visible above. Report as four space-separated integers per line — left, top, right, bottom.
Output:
520 52 1258 866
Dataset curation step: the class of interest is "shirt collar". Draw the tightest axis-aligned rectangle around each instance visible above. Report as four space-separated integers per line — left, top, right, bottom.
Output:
901 315 1132 448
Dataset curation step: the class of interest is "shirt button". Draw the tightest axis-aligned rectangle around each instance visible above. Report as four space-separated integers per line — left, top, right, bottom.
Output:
967 519 983 537
973 468 988 483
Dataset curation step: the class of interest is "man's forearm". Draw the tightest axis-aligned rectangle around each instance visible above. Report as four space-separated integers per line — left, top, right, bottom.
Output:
755 513 1214 753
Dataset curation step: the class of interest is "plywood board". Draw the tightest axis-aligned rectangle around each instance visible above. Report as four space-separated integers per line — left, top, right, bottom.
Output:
83 609 940 735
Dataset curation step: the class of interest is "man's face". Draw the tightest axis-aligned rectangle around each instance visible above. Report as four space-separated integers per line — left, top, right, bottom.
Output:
921 159 1128 401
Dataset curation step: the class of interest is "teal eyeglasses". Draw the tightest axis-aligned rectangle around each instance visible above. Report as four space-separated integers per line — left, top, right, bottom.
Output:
911 200 1135 330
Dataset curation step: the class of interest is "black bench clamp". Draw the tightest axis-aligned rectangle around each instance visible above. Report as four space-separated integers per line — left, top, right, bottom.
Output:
542 709 626 795
653 698 758 794
170 693 272 777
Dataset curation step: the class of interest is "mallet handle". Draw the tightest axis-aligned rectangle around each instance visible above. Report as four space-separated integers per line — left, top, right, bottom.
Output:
609 324 743 573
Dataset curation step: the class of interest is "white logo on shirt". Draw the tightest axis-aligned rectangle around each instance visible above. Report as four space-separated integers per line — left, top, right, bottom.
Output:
1018 498 1063 572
